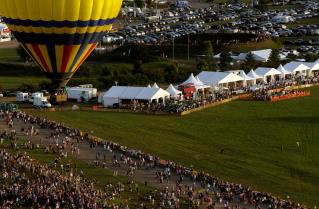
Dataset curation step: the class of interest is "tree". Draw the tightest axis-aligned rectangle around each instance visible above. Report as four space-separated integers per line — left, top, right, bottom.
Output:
18 83 36 92
269 49 280 65
241 52 257 72
203 41 213 58
202 41 216 70
196 60 209 72
219 50 232 71
305 53 319 62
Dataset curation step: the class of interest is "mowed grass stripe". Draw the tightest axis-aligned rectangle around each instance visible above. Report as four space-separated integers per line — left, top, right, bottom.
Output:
31 86 319 207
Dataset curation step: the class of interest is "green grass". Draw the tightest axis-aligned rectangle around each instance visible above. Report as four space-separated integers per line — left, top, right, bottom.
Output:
29 86 319 207
0 76 49 90
227 39 282 53
0 48 20 61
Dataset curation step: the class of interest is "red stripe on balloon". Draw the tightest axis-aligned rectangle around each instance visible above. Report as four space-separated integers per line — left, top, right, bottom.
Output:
31 44 49 73
61 45 73 73
73 44 96 73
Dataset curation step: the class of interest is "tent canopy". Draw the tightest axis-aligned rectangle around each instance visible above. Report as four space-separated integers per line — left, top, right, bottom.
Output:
247 69 263 79
283 62 310 73
277 64 292 75
255 67 281 77
103 86 170 103
166 84 182 96
239 70 254 80
197 71 244 87
180 73 209 89
303 62 319 71
152 82 159 88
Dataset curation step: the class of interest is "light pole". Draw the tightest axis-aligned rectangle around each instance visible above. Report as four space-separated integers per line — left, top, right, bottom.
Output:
187 34 190 61
172 35 175 61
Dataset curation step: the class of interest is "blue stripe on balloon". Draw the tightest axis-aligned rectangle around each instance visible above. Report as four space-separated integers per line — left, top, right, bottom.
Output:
47 44 58 73
11 31 106 45
3 17 115 28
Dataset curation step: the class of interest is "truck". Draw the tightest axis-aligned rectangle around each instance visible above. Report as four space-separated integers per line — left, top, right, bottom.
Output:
33 96 52 108
49 93 67 104
16 92 29 102
67 87 97 102
28 92 43 103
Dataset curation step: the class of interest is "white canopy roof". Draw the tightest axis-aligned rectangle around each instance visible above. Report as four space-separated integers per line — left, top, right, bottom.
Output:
277 64 292 75
238 70 254 80
237 49 286 62
103 86 169 101
247 69 263 79
180 73 209 89
303 62 319 71
315 59 319 64
283 61 310 73
147 84 151 88
152 82 159 88
166 84 182 96
135 88 169 100
255 67 281 77
197 71 244 87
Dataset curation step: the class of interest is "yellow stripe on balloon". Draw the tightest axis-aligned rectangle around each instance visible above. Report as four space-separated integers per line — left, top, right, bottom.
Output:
26 44 48 73
0 0 122 21
65 45 81 73
38 45 53 73
55 45 64 73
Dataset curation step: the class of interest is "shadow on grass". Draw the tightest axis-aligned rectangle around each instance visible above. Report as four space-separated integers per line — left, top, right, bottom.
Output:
263 116 319 124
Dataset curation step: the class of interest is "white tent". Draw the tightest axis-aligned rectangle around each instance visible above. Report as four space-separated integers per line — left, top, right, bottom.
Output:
152 82 159 88
147 84 151 88
102 86 170 107
180 73 209 90
238 70 254 87
166 84 182 99
255 67 281 83
315 59 319 64
283 61 310 75
135 88 169 101
197 71 244 87
236 49 286 62
247 69 264 85
303 62 319 76
277 64 292 79
102 86 127 107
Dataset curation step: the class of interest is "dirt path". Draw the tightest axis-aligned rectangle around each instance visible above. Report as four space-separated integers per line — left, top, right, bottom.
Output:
0 116 265 209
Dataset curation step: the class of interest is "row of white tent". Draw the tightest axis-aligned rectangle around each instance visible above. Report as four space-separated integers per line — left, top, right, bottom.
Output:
101 59 319 107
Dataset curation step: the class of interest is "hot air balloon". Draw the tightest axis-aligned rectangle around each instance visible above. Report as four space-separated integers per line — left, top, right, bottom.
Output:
0 0 123 88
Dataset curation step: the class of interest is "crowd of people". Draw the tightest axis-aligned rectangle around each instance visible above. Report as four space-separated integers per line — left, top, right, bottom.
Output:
0 149 125 209
0 109 309 209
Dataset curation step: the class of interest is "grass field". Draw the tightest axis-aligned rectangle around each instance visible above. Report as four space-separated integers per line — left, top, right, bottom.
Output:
0 76 49 90
0 48 20 61
29 86 319 207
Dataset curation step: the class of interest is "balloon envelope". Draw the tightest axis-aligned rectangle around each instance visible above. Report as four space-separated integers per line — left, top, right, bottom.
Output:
0 0 123 88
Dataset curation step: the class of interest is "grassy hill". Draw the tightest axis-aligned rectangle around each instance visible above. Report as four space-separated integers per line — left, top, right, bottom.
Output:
30 86 319 207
